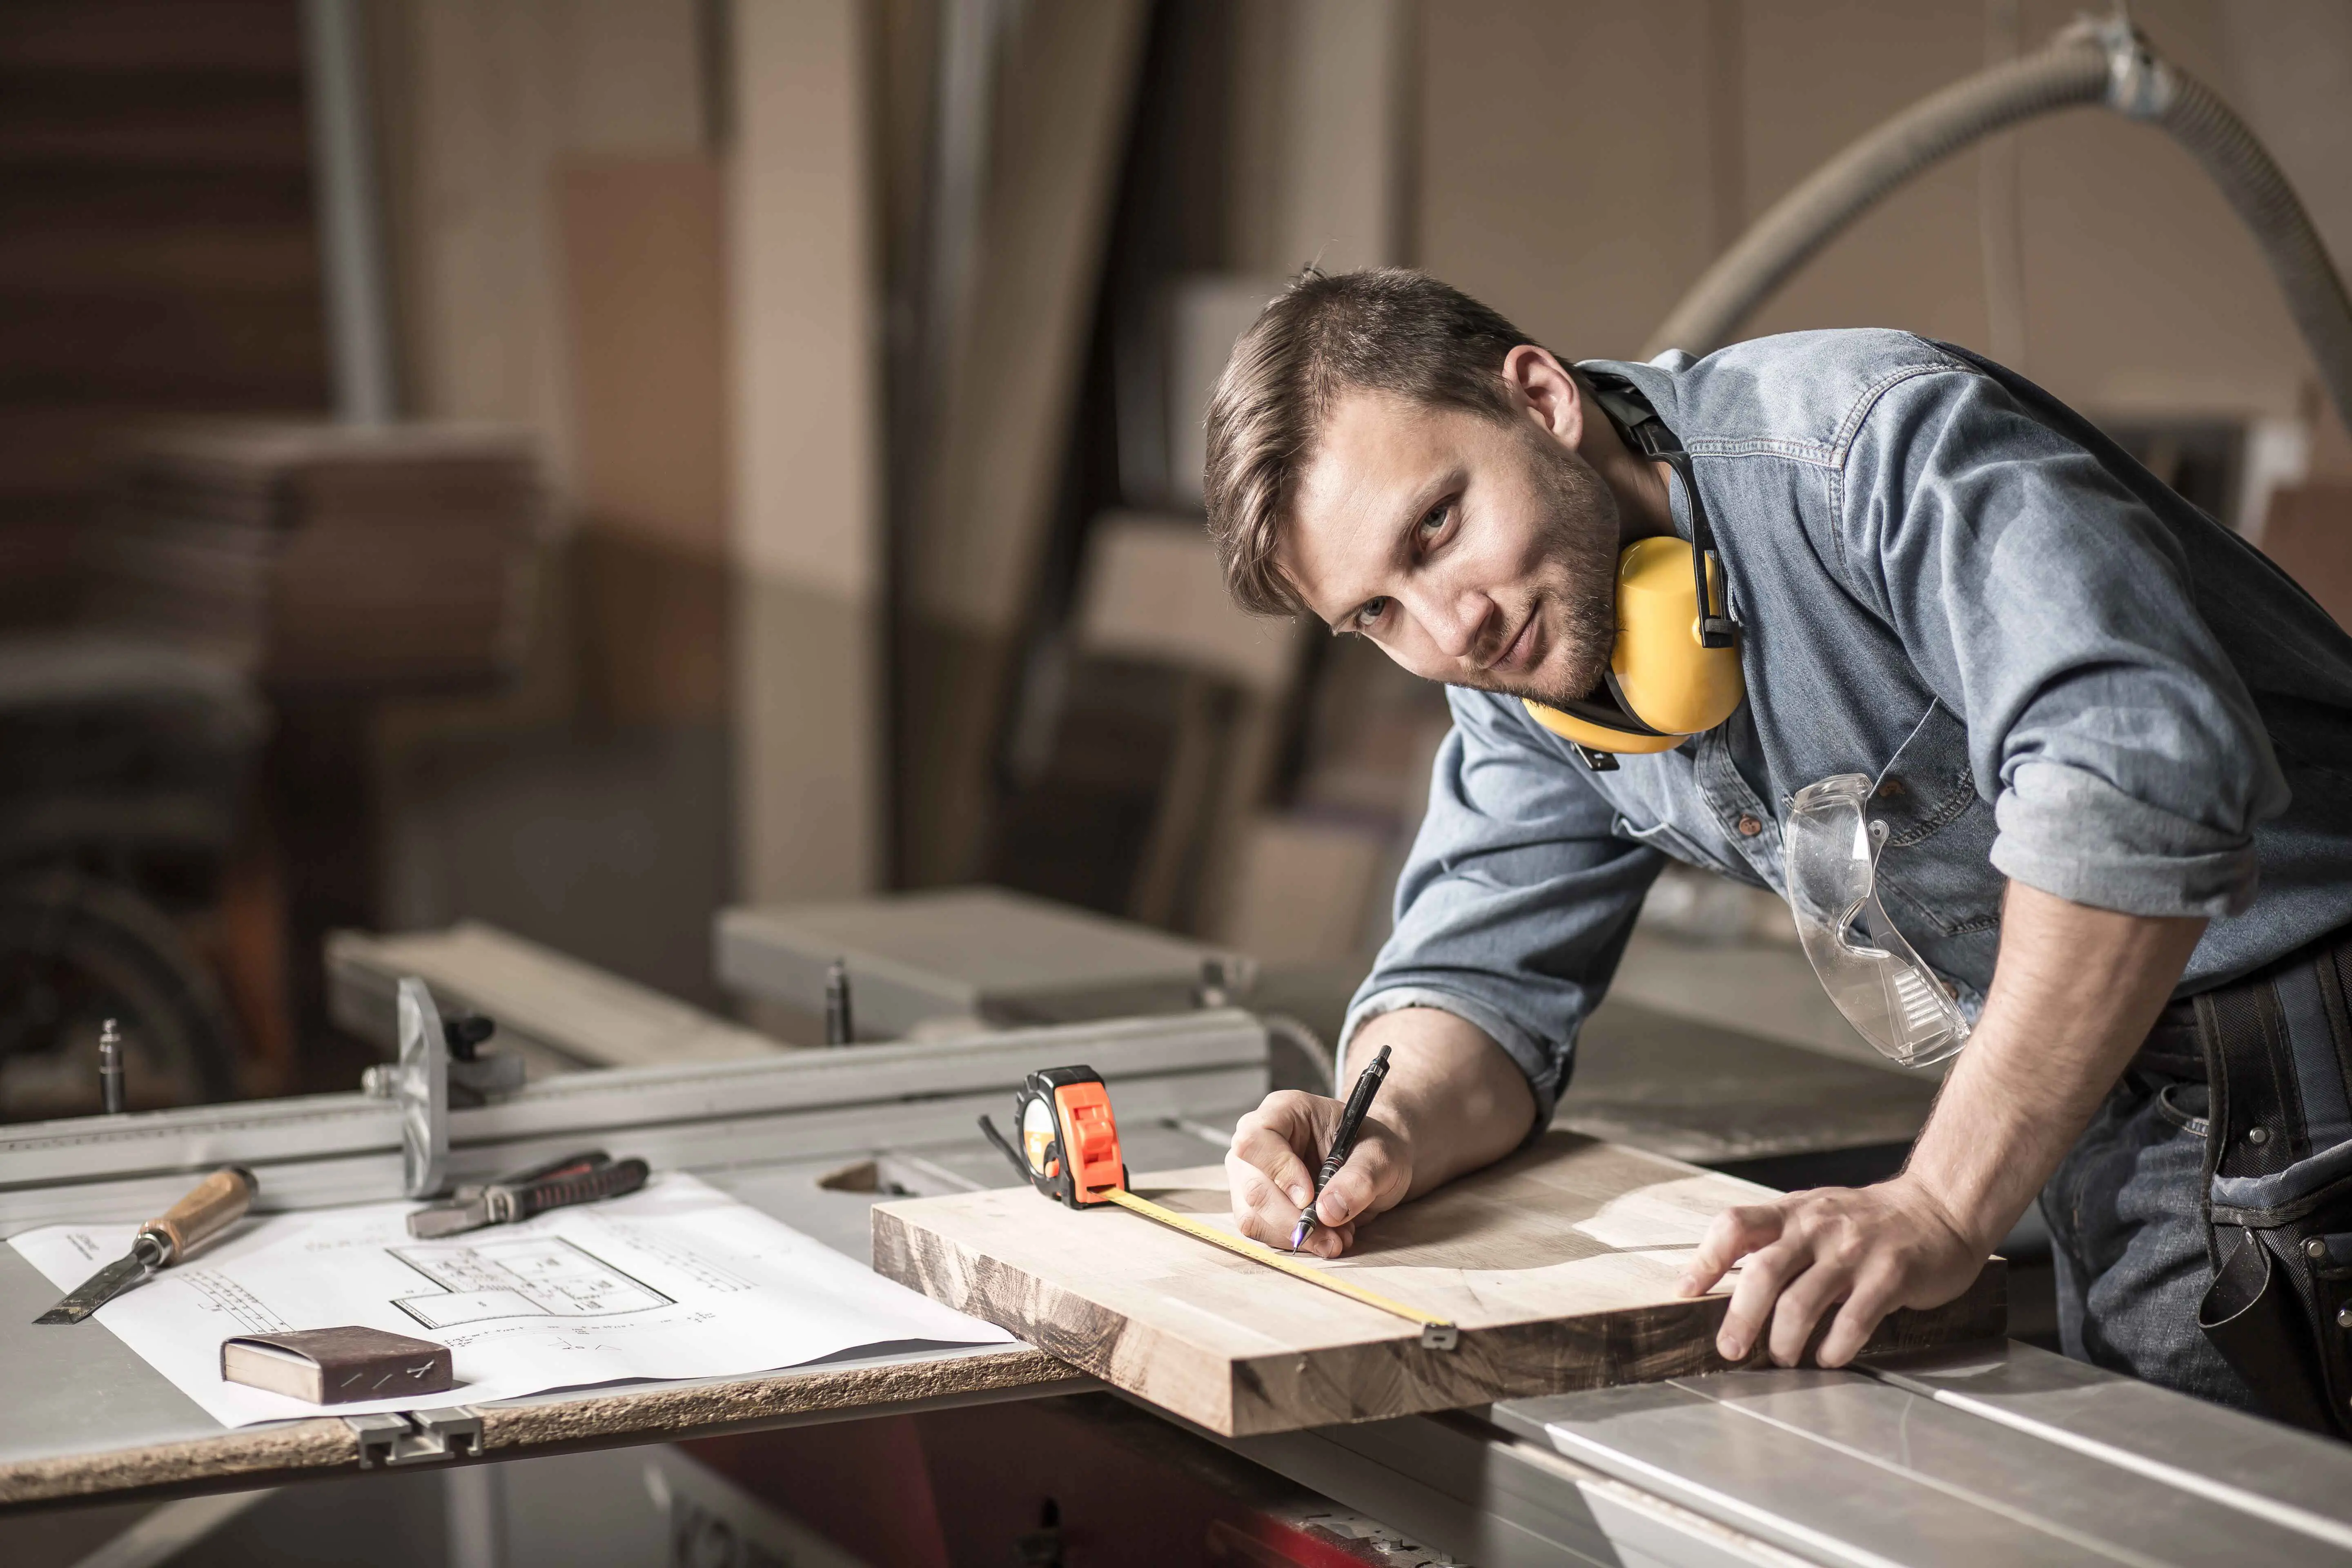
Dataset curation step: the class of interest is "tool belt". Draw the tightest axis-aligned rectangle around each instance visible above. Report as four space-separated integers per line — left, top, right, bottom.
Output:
2136 925 2352 1435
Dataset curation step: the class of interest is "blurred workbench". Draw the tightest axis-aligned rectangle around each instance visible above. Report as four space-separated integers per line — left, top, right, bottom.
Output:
1252 927 1936 1176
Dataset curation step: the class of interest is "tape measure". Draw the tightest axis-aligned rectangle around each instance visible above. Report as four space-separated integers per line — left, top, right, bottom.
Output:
978 1066 1458 1349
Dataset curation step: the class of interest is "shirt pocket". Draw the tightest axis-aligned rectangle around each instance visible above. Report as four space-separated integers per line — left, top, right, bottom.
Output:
1868 698 2004 945
1612 812 1725 875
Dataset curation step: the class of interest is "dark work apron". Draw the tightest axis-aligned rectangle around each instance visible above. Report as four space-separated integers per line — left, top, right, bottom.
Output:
2143 927 2352 1435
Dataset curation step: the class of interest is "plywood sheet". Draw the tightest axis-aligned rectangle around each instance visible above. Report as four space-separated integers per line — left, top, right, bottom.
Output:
873 1131 2005 1436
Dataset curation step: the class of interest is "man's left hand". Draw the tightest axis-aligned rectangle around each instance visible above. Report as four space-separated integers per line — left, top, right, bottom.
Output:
1674 1174 1991 1368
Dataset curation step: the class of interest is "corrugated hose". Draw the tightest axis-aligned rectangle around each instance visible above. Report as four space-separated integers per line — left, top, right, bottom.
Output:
1644 14 2352 434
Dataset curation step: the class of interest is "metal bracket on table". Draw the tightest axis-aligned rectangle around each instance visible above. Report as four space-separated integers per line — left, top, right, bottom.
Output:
361 977 524 1198
346 1406 484 1468
356 978 449 1198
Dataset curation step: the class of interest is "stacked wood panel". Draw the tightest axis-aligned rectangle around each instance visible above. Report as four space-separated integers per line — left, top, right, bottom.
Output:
0 1 329 628
95 423 542 692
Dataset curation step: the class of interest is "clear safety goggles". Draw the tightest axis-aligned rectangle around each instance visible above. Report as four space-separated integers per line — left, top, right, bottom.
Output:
1784 774 1972 1069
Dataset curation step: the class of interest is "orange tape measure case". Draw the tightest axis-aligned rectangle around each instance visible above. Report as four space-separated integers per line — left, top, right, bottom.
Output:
980 1065 1130 1208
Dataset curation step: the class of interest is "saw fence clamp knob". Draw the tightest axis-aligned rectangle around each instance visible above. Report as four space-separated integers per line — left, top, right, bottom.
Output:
98 1018 127 1114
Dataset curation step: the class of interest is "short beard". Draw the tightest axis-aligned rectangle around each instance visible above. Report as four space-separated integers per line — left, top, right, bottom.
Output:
1485 428 1619 709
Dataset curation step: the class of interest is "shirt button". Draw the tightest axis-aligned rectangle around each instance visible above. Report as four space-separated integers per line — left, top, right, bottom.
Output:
1735 815 1762 837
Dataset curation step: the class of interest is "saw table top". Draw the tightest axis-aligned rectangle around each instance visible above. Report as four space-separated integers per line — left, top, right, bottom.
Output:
873 1130 2006 1436
0 1116 1242 1509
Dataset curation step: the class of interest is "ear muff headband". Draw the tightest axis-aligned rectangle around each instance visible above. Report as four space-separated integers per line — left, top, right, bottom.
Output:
1522 374 1743 760
1524 690 1684 755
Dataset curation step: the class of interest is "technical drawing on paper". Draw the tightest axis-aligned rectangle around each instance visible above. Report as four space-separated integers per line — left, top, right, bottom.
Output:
596 1219 754 1294
180 1270 293 1336
387 1236 673 1330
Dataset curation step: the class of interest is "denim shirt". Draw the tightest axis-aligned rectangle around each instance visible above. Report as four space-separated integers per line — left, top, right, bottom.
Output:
1344 329 2352 1124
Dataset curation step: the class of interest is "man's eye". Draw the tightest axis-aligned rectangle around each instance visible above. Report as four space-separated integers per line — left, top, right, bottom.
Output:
1354 597 1390 629
1419 502 1450 537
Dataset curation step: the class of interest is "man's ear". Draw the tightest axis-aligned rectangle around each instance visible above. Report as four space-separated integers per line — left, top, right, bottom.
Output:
1502 344 1584 449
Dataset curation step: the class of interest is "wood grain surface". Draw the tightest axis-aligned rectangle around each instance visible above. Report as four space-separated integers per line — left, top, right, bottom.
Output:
873 1131 2006 1436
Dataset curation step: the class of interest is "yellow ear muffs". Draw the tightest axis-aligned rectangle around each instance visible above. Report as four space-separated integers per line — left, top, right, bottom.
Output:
1521 536 1743 756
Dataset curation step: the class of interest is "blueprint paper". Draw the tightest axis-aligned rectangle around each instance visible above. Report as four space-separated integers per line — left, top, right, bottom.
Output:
10 1174 1013 1427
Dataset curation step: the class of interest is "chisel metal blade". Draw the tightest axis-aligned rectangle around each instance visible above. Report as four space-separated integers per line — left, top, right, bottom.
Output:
34 1247 152 1324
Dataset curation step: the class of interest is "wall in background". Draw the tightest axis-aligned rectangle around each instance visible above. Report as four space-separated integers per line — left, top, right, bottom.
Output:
369 0 739 1011
727 0 884 908
1417 0 2352 455
373 0 704 487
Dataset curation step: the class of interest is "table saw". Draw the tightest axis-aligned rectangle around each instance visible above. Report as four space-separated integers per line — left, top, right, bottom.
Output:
5 891 2350 1566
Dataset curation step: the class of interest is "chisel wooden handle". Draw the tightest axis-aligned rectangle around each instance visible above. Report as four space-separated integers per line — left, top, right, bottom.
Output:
143 1166 257 1264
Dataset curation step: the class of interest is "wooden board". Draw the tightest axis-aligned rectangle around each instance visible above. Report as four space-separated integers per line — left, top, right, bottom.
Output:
872 1131 2006 1436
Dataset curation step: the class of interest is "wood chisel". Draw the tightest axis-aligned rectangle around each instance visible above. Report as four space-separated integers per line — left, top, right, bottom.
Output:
979 1066 1458 1349
35 1165 258 1324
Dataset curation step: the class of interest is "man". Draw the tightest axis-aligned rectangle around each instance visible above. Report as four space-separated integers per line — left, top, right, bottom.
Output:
1203 267 2352 1423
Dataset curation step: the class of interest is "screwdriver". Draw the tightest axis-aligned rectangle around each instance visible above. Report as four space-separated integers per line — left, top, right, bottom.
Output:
1291 1045 1392 1251
35 1166 258 1324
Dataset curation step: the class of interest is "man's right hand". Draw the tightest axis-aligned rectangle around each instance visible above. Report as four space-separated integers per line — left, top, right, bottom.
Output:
1224 1005 1539 1258
1226 1092 1415 1258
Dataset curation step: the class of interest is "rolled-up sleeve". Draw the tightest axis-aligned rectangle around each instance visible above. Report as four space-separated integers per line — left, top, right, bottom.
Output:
1838 365 2289 917
1339 686 1663 1126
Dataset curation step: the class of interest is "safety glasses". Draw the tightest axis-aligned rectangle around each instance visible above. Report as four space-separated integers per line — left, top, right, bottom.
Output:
1784 774 1972 1069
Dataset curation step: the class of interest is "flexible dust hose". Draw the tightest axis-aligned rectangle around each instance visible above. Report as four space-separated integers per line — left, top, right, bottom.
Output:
2150 46 2352 432
1642 18 2352 434
1641 36 2107 359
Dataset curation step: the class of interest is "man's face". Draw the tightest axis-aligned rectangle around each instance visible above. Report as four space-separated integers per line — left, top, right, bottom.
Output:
1278 388 1621 708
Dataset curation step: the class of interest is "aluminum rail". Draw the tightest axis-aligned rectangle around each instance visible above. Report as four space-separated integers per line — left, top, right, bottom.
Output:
0 1009 1270 1233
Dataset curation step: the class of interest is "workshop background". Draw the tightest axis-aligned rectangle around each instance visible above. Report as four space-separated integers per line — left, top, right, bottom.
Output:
0 0 2347 1123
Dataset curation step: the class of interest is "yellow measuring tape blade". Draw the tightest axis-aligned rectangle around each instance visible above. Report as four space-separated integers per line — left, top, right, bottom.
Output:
1101 1187 1456 1340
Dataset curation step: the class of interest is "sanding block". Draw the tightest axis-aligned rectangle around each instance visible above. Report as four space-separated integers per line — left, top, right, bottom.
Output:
220 1325 454 1405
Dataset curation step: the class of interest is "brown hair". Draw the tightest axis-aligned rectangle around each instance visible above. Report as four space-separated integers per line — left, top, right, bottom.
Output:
1202 267 1541 616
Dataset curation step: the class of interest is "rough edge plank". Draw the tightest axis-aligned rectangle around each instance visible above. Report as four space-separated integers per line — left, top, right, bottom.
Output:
474 1345 1078 1451
0 1348 1079 1510
0 1418 352 1508
873 1205 2007 1437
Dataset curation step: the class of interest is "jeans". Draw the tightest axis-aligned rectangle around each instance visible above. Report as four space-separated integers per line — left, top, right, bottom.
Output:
2041 1072 2260 1412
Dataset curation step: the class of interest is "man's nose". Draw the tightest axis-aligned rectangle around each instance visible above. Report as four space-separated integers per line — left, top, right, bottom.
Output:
1404 579 1490 662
